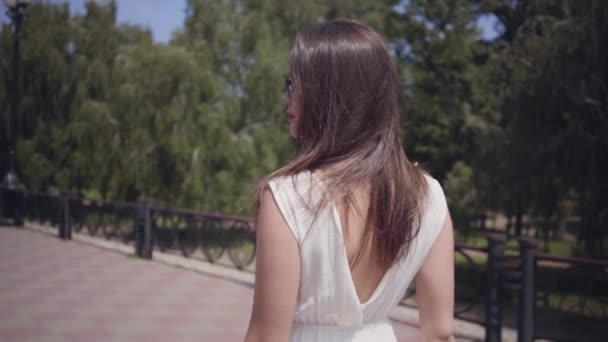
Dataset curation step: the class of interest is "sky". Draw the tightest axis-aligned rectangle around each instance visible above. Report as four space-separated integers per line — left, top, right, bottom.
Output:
56 0 188 43
1 0 499 43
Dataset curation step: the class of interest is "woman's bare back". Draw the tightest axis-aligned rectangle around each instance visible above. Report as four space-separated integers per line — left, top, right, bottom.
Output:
334 185 390 305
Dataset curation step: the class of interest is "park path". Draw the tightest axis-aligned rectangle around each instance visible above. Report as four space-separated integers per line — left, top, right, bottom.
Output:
0 226 422 341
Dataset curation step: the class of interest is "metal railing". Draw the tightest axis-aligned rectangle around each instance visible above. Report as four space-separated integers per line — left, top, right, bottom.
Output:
2 189 257 271
150 205 255 269
400 232 607 341
533 252 608 341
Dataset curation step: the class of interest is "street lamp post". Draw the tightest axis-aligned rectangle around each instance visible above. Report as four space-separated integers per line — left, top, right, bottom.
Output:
2 0 31 225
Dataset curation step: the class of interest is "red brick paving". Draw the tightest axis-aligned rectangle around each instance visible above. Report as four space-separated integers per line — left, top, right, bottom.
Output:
0 226 421 341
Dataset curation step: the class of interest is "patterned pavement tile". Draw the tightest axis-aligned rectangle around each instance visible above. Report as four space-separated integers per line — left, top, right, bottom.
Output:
0 226 420 341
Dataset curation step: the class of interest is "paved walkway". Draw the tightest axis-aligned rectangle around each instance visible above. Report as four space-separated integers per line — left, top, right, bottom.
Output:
0 226 422 341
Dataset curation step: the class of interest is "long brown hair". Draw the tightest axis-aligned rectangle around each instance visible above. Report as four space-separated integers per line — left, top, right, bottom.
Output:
260 19 429 270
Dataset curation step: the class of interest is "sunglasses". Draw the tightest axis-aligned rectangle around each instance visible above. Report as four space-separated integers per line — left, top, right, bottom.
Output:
284 78 293 98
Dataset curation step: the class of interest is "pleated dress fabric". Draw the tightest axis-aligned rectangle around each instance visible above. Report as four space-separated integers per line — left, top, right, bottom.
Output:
267 170 448 342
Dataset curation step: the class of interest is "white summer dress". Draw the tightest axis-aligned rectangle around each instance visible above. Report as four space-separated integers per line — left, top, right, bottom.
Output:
267 170 448 342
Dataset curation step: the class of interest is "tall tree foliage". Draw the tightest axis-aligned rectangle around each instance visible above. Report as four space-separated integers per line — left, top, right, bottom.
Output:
387 0 498 233
481 0 608 256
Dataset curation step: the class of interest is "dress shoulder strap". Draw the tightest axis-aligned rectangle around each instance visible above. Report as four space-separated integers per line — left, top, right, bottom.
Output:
417 175 449 257
267 171 324 244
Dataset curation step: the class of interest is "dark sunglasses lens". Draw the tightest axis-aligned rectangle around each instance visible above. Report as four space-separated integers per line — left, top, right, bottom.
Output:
285 79 292 96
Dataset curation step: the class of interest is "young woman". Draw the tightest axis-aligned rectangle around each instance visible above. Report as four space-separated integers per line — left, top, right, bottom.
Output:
245 19 454 342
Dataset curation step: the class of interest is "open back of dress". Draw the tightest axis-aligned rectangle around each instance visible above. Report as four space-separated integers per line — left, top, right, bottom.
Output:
267 170 448 342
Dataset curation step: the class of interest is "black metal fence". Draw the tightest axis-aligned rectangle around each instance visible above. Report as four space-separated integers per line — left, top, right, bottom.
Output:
1 189 257 271
1 187 607 341
533 253 608 341
412 233 607 341
150 205 256 269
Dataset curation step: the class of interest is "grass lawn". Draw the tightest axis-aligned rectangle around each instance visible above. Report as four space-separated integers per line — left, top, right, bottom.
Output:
455 230 576 257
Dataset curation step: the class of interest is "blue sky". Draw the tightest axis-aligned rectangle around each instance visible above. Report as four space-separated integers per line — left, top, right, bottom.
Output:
56 0 188 43
2 0 498 43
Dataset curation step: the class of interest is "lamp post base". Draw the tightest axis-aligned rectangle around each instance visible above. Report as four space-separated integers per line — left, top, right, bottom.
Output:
1 168 25 227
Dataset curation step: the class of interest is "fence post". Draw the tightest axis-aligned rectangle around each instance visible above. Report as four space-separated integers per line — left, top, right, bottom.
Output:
59 195 72 240
485 232 506 342
518 237 537 342
135 199 153 259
